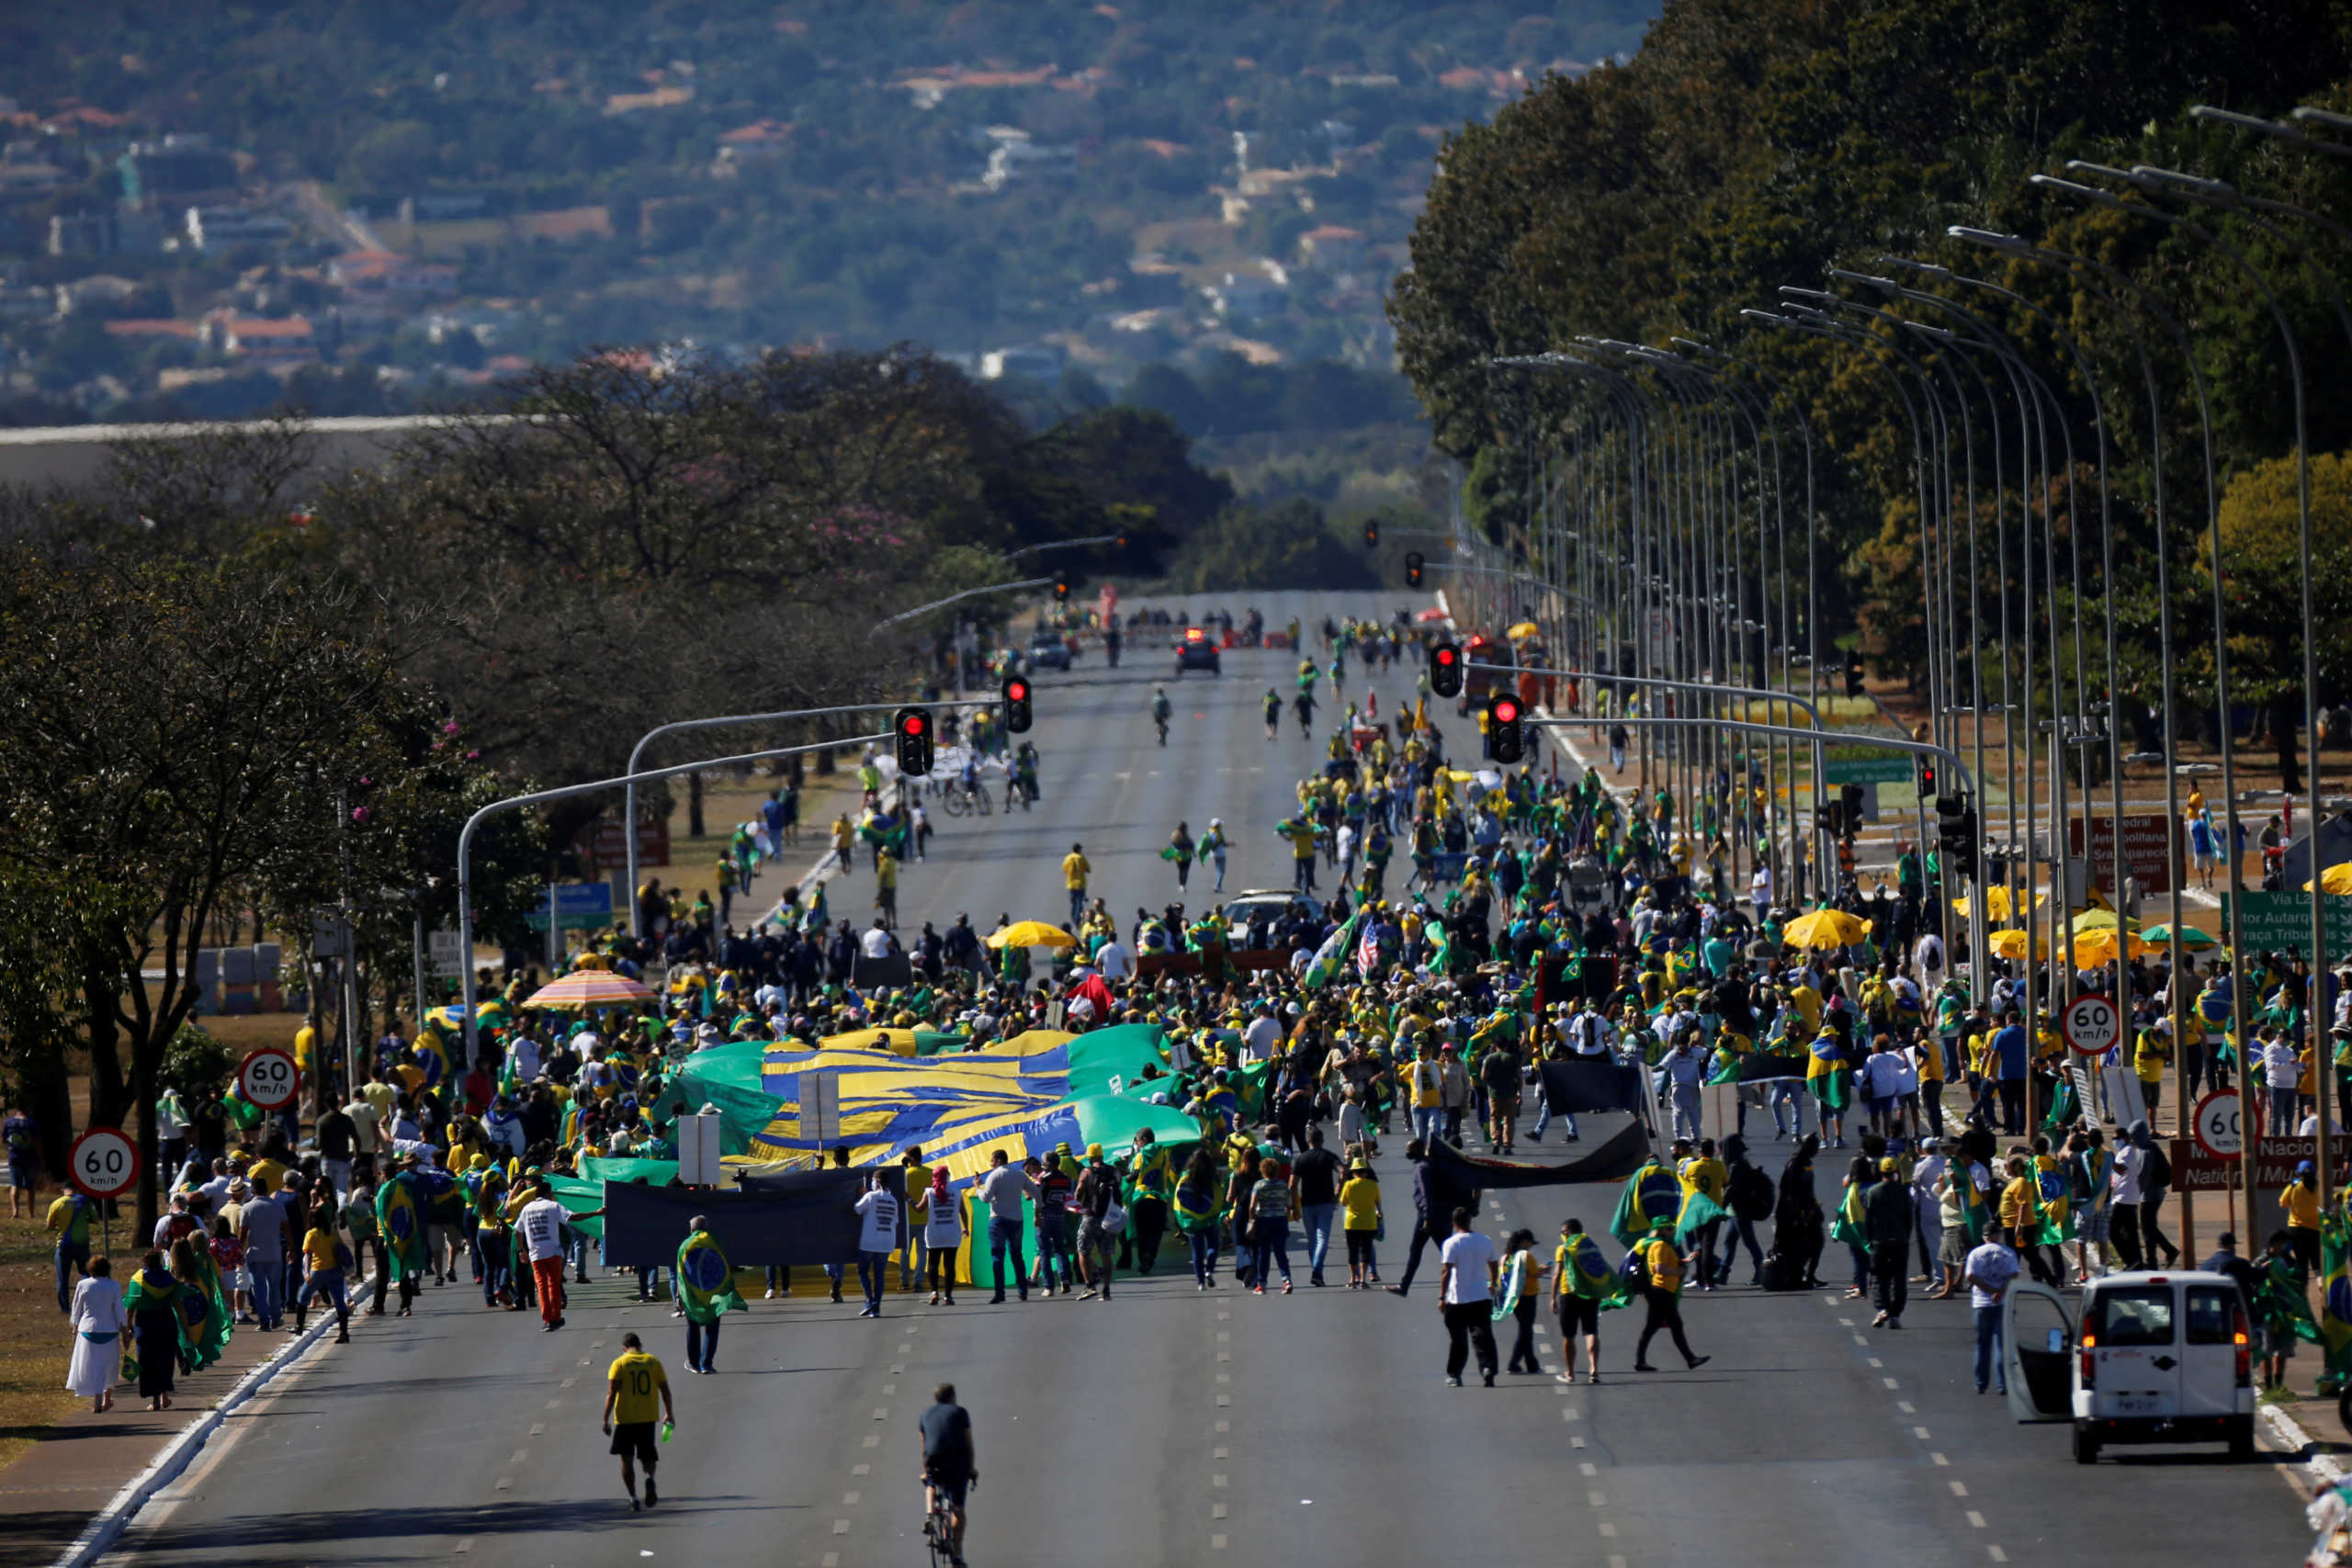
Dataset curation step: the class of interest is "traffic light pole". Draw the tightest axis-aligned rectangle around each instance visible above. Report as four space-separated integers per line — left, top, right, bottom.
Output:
866 577 1057 637
623 699 998 938
457 731 892 1065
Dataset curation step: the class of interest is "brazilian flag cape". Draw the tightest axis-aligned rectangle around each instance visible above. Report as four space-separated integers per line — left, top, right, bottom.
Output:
377 1170 433 1282
2032 1156 2075 1245
1557 1229 1632 1310
1830 1178 1871 1249
2320 1208 2352 1391
1610 1159 1684 1247
2257 1251 2323 1348
1172 1177 1220 1235
1807 1033 1852 1111
1674 1160 1731 1248
175 1247 233 1371
674 1231 747 1325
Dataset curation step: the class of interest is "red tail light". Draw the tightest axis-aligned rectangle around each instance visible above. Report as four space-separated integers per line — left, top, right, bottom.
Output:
2079 1330 2097 1389
2234 1308 2253 1387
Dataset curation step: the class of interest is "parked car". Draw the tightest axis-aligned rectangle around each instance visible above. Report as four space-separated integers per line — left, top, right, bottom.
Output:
2002 1269 2256 1463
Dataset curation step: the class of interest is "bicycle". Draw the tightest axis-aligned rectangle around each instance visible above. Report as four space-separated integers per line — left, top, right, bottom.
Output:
922 1472 974 1567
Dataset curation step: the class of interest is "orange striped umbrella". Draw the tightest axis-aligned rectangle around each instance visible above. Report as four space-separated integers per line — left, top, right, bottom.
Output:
521 970 657 1010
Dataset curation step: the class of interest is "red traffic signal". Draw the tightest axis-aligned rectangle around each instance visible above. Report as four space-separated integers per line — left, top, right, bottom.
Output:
1002 676 1033 734
1493 697 1520 726
1486 694 1525 762
1430 640 1464 699
894 705 933 776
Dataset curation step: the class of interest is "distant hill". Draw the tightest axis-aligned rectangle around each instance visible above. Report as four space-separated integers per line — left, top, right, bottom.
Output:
0 1 1655 422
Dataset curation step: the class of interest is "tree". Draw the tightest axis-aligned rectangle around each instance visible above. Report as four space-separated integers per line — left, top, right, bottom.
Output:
0 549 424 1231
1168 498 1380 594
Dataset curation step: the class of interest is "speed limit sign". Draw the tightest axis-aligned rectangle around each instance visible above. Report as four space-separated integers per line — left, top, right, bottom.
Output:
68 1126 138 1200
2193 1089 2244 1160
238 1047 300 1111
2061 994 2121 1057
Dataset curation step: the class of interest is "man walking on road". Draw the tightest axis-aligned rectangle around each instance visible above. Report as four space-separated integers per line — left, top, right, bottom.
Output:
1632 1218 1709 1372
601 1331 674 1513
516 1179 571 1330
1437 1206 1499 1387
1965 1228 2020 1395
1864 1156 1914 1329
978 1149 1036 1304
1062 843 1091 929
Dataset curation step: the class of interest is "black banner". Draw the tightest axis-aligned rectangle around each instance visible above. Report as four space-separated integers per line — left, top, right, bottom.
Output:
1539 1055 1648 1116
1722 1050 1809 1085
600 1167 906 1268
1425 1117 1648 1189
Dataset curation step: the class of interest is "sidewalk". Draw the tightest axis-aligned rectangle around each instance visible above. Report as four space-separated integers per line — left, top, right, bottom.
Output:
0 1309 297 1568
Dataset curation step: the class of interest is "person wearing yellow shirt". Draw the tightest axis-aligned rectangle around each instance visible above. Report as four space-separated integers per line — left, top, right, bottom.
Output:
1632 1218 1708 1371
601 1330 675 1512
1339 1160 1382 1288
2132 1022 2168 1119
1786 981 1824 1040
1061 843 1091 928
876 846 900 926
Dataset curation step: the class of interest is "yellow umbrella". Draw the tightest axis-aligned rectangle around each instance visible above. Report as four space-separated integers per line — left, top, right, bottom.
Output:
2069 908 2140 935
1951 886 2047 921
1506 622 1540 640
2070 928 2147 966
2304 863 2352 895
986 919 1078 950
1988 929 2046 960
1782 908 1871 950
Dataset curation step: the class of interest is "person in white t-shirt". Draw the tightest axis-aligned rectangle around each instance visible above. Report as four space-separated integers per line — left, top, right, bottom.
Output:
516 1185 572 1331
853 1172 900 1319
1435 1208 1500 1387
1095 939 1134 982
1243 1009 1283 1064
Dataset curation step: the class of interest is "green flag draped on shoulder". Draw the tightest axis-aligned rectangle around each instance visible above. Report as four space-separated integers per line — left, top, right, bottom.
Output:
1610 1159 1683 1247
1558 1228 1632 1310
674 1230 747 1324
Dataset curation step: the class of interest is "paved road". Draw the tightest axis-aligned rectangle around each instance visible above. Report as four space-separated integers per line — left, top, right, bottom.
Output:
103 591 2314 1567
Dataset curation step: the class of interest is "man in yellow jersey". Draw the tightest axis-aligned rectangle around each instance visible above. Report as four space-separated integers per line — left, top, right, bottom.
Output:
1062 842 1091 928
601 1330 675 1512
1631 1217 1710 1372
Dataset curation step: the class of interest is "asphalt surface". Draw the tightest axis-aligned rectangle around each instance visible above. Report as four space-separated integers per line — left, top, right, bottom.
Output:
102 591 2315 1567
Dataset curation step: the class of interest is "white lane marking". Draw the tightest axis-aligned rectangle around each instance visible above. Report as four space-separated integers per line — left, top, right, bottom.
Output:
1930 1452 1949 1466
1867 1358 1883 1368
863 1435 880 1449
453 1540 472 1554
882 1383 897 1395
1216 1419 1230 1433
1214 1448 1228 1460
1988 1548 2009 1562
528 1423 543 1437
493 1477 512 1492
1579 1462 1598 1477
1216 1393 1231 1405
508 1449 528 1465
1588 1491 1608 1507
873 1407 889 1420
832 1519 851 1534
1882 1377 1900 1389
1212 1503 1227 1519
1914 1426 1931 1439
1212 1535 1227 1550
822 1555 840 1567
854 1464 870 1476
1570 1436 1587 1450
1966 1510 1986 1529
1599 1522 1619 1539
890 1362 905 1373
843 1490 861 1505
560 1376 577 1389
1951 1481 1968 1497
1897 1400 1916 1414
1213 1474 1227 1488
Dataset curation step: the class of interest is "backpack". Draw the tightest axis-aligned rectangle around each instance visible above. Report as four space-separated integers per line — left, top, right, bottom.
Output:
2142 1143 2171 1190
1728 1161 1775 1223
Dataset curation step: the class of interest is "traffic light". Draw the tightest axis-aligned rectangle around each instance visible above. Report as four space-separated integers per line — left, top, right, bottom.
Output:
1839 783 1864 838
1917 761 1938 797
1815 801 1844 836
1430 640 1464 698
894 706 933 776
1363 521 1381 549
1937 791 1977 874
1053 575 1071 604
1405 550 1424 588
1002 674 1033 734
1487 694 1524 763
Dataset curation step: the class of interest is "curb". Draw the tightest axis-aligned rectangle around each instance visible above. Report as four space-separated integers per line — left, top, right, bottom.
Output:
50 1288 365 1568
2262 1400 2346 1488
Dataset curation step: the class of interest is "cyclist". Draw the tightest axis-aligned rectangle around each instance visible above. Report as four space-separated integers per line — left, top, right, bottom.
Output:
1151 685 1173 748
1263 687 1283 740
920 1382 976 1566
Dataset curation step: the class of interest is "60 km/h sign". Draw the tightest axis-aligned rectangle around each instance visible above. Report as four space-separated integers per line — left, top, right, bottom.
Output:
2061 994 2121 1057
2193 1089 2244 1161
238 1047 300 1111
68 1126 138 1199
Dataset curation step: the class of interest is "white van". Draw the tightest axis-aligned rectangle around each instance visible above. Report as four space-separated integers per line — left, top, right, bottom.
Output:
2002 1270 2256 1463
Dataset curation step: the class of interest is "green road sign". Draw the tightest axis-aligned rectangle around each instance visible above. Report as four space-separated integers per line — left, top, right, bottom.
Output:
1823 756 1917 786
2220 891 2352 957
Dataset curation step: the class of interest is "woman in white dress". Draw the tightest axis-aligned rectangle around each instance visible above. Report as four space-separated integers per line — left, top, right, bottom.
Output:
66 1256 123 1414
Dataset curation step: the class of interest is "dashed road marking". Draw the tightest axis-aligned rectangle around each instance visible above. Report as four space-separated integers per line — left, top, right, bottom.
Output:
863 1435 880 1449
493 1477 512 1492
1599 1522 1619 1539
1966 1510 1987 1529
882 1383 897 1395
1913 1426 1931 1439
1214 1448 1228 1460
1951 1481 1968 1497
453 1540 472 1554
1579 1462 1598 1477
1213 1474 1227 1488
873 1407 889 1420
1930 1452 1949 1466
843 1491 861 1505
1988 1547 2008 1562
1570 1436 1587 1450
1216 1394 1231 1406
853 1464 870 1476
1212 1535 1227 1550
1897 1401 1916 1414
1212 1503 1227 1520
832 1519 851 1534
1588 1491 1608 1507
528 1424 543 1437
1882 1377 1900 1389
1867 1358 1883 1368
508 1450 528 1465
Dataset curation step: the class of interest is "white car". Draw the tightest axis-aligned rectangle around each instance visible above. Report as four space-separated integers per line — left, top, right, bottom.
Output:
2002 1269 2256 1463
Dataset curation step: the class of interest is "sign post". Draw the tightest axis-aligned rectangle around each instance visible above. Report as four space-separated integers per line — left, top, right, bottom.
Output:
70 1126 138 1265
2060 994 2120 1058
238 1047 300 1113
